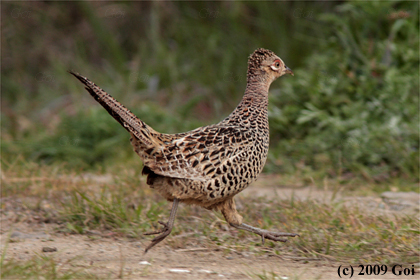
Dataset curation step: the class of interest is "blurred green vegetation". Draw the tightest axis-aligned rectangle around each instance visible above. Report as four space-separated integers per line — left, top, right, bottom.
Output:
268 1 419 183
2 1 418 184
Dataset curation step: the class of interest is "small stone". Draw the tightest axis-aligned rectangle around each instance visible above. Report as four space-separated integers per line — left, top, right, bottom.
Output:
390 186 399 192
138 261 151 265
169 268 190 273
10 231 24 238
42 247 57 252
381 191 419 204
381 191 420 212
10 231 50 240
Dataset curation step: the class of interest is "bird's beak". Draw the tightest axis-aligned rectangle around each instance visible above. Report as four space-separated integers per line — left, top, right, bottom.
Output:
285 66 294 76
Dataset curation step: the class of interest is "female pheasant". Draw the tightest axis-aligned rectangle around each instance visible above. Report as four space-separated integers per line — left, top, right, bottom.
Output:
71 48 297 252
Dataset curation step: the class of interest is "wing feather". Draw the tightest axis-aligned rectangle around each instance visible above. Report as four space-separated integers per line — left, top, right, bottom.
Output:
136 125 254 181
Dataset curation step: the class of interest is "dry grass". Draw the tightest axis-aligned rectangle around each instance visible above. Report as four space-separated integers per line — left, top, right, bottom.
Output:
2 158 418 270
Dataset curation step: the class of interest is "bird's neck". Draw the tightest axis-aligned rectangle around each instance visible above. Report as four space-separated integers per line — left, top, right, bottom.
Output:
225 80 270 130
241 79 271 111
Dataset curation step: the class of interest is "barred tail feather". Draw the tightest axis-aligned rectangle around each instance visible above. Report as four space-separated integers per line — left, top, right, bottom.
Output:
70 71 156 146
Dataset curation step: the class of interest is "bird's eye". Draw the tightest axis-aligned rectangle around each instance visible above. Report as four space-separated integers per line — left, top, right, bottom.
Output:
270 60 281 71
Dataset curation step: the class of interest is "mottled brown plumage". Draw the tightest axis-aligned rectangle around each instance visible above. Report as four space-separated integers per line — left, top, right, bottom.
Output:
70 48 297 252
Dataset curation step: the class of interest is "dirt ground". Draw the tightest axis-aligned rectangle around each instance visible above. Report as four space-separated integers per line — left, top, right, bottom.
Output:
1 175 419 280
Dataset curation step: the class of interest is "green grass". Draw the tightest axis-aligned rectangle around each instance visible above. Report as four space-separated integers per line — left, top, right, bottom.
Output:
2 159 418 266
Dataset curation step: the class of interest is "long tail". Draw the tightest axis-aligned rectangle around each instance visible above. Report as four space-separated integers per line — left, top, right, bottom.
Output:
70 71 157 146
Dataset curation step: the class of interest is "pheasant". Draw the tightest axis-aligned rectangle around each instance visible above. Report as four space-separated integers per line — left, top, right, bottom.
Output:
70 48 297 252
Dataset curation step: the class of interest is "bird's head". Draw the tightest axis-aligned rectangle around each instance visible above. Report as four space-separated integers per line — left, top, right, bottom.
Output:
247 48 293 85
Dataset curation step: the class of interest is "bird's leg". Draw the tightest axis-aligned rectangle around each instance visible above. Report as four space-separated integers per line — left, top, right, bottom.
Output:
144 198 179 252
220 198 299 245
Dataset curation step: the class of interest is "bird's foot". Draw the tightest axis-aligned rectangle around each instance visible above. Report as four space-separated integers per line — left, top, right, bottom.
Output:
144 221 170 236
232 223 299 245
144 221 173 253
257 229 299 245
143 198 179 253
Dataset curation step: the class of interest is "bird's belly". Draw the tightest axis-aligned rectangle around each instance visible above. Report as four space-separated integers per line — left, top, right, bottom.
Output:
149 165 263 209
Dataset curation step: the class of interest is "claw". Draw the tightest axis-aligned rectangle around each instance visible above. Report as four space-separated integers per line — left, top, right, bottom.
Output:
158 221 167 227
144 223 172 253
144 221 168 236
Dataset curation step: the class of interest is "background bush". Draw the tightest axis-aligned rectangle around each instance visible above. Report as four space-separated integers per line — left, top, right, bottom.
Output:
268 1 419 181
2 1 418 182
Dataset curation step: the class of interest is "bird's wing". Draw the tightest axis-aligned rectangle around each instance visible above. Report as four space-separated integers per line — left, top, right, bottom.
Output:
138 125 255 181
